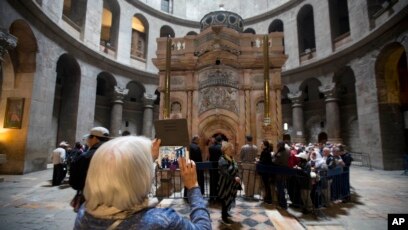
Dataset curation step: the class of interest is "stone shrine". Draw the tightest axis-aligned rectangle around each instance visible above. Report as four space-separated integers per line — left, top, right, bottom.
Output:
153 10 287 152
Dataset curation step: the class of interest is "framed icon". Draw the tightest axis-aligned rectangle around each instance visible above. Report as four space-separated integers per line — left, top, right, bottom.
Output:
4 97 25 129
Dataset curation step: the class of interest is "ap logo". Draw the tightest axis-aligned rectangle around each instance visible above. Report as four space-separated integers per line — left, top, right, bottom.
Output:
392 218 405 225
388 214 408 229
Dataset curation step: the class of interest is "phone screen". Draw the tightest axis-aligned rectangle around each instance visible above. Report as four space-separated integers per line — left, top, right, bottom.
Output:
175 147 188 160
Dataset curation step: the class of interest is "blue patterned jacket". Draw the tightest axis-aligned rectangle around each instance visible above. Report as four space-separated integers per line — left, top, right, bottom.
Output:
74 187 211 230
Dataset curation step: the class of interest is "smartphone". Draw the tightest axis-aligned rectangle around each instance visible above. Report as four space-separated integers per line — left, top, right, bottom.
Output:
175 146 189 160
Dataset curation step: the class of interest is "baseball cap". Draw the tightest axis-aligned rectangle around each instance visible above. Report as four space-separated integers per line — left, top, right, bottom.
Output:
83 127 110 139
59 141 69 147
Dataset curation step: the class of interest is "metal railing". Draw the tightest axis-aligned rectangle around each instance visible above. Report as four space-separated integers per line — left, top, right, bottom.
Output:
350 152 372 169
152 162 351 212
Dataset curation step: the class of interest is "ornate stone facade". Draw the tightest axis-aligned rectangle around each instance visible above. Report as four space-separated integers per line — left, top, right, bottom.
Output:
153 21 287 150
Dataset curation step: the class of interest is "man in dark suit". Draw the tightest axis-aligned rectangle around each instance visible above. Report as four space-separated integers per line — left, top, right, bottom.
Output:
184 135 205 200
208 135 223 201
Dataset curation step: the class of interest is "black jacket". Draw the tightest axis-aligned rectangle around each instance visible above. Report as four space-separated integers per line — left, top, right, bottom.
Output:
189 142 203 163
69 142 103 191
208 143 222 162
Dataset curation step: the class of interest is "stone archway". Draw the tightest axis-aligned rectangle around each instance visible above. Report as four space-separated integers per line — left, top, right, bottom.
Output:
198 114 239 160
375 42 408 169
54 54 81 146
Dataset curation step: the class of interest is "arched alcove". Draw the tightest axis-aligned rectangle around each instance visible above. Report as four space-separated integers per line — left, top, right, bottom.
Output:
199 114 238 156
334 67 359 152
374 42 408 169
54 54 81 146
9 20 38 73
122 81 145 135
94 72 116 129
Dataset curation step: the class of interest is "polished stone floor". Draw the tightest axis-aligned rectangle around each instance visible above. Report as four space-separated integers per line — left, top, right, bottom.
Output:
0 166 407 230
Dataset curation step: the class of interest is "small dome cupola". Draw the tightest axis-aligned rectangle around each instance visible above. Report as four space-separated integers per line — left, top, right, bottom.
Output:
200 4 244 32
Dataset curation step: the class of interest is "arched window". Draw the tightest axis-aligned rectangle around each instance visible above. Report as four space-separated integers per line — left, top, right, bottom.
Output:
243 28 256 34
62 0 87 31
268 19 285 51
368 0 397 18
100 0 120 53
297 5 316 55
268 19 283 33
131 14 148 60
329 0 350 45
161 0 173 13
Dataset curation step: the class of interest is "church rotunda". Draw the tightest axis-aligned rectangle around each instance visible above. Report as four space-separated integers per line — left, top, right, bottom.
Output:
0 0 407 173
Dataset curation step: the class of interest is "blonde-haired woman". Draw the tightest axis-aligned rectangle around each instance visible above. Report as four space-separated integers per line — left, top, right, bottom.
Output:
74 136 211 229
218 141 241 225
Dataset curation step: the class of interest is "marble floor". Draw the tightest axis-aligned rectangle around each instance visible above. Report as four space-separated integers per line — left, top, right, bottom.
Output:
0 166 407 230
159 197 276 229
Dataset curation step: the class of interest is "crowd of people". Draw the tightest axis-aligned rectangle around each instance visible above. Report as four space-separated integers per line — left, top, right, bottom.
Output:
50 126 353 228
257 141 353 214
203 135 353 219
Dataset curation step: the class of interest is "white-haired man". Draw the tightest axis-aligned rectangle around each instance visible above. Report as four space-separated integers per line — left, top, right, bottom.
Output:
51 141 68 186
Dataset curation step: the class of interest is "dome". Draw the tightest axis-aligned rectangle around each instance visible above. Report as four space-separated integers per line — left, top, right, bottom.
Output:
200 10 244 32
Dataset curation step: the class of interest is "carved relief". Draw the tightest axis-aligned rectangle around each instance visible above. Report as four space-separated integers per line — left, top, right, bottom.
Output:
170 101 182 119
256 101 264 113
171 102 181 113
113 86 129 101
170 76 184 86
199 87 238 114
199 69 238 89
252 75 264 87
0 29 17 61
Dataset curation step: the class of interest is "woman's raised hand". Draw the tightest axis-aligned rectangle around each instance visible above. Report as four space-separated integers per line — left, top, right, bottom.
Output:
151 139 161 161
178 157 199 190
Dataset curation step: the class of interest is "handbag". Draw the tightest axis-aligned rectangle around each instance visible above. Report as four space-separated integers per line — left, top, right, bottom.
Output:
70 191 85 213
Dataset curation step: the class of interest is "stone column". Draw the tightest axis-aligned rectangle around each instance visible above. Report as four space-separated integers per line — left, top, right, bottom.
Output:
319 83 342 144
142 93 157 138
288 91 305 143
110 86 128 137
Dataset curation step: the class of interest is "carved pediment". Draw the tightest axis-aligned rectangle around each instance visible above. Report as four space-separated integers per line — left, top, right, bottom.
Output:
199 69 238 89
194 27 241 58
